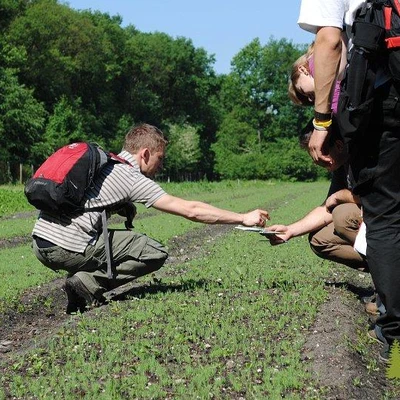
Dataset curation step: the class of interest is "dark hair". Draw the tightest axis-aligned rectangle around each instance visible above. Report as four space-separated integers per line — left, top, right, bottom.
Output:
123 124 168 153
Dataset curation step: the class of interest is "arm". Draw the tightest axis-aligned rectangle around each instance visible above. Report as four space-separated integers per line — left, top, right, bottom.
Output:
153 194 269 227
267 205 332 245
309 26 343 167
325 188 360 212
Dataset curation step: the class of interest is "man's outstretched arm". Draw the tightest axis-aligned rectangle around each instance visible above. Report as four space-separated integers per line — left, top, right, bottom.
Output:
153 194 269 227
267 205 333 245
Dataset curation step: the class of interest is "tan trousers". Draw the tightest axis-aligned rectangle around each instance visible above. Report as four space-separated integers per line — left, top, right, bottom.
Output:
309 203 366 270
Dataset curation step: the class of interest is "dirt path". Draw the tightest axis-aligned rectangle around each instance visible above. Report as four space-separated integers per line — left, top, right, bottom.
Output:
0 222 394 397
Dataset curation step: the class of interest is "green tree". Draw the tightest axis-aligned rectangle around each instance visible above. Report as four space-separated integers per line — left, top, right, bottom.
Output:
213 38 312 179
107 114 135 154
6 0 131 145
0 0 27 33
221 38 310 141
212 114 263 179
164 123 201 180
122 30 220 177
263 138 321 181
122 31 218 125
43 96 99 152
0 67 46 181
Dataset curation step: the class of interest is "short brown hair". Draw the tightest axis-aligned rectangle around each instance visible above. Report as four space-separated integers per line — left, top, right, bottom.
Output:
123 123 168 154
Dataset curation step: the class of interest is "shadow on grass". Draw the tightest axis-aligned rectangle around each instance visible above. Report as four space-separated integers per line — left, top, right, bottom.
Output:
324 280 375 302
109 278 211 302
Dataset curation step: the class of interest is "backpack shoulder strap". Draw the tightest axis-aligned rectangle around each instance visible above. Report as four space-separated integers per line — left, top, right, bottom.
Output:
108 152 133 167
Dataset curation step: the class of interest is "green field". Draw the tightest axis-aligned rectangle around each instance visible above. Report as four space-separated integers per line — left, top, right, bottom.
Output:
0 181 394 399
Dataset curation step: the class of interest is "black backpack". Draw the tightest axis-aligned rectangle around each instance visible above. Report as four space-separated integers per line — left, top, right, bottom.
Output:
338 0 400 147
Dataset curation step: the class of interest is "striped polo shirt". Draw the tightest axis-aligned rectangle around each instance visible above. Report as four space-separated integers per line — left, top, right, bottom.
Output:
32 150 166 253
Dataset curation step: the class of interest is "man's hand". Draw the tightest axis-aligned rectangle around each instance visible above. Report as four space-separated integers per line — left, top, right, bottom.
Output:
242 209 270 227
116 202 137 229
264 224 292 245
308 129 333 168
325 189 359 213
325 193 339 213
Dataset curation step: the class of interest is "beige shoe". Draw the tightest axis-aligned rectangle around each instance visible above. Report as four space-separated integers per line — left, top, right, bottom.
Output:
365 301 379 316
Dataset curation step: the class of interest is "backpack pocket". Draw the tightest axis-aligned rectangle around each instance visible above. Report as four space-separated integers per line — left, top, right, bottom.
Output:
337 46 379 146
338 92 376 147
353 21 385 51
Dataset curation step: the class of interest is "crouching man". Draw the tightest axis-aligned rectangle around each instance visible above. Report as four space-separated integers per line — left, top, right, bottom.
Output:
268 119 366 271
32 124 269 313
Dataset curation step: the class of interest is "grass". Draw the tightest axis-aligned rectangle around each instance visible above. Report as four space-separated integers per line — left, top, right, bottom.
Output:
0 180 358 399
0 185 35 218
0 180 320 304
0 245 56 312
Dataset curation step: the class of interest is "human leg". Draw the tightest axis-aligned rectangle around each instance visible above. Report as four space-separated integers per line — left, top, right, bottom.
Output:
74 230 168 297
357 83 400 348
33 230 168 311
331 203 362 246
32 239 107 313
309 203 365 269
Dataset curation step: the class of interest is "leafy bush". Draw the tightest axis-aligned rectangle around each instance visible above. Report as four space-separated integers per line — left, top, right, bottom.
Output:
0 185 33 217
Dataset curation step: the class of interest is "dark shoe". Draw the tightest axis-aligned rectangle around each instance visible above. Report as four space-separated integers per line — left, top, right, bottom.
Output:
368 314 379 325
65 275 105 314
379 343 390 363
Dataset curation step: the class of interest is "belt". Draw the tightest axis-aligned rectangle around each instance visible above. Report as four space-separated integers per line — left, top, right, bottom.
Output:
33 236 56 248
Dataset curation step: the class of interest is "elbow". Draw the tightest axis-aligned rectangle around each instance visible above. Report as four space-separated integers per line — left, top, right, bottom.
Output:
183 203 202 222
316 26 342 51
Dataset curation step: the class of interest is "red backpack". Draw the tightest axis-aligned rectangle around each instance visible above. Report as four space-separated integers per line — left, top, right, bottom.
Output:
25 142 128 213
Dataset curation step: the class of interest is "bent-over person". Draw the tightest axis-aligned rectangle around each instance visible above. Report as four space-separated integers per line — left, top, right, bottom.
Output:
32 124 269 313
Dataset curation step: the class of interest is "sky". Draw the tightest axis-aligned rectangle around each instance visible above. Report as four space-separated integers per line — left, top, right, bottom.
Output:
64 0 314 75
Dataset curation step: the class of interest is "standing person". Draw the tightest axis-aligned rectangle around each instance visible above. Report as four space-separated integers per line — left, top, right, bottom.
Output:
297 1 361 168
298 0 400 361
32 124 269 314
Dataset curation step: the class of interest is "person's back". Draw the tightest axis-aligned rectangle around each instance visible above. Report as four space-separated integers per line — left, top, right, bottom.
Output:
33 156 162 253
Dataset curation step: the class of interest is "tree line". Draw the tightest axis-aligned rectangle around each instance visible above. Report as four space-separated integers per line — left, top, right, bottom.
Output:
0 0 323 183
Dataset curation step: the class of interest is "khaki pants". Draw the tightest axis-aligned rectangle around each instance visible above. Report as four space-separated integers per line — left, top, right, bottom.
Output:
309 203 366 270
33 230 168 298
